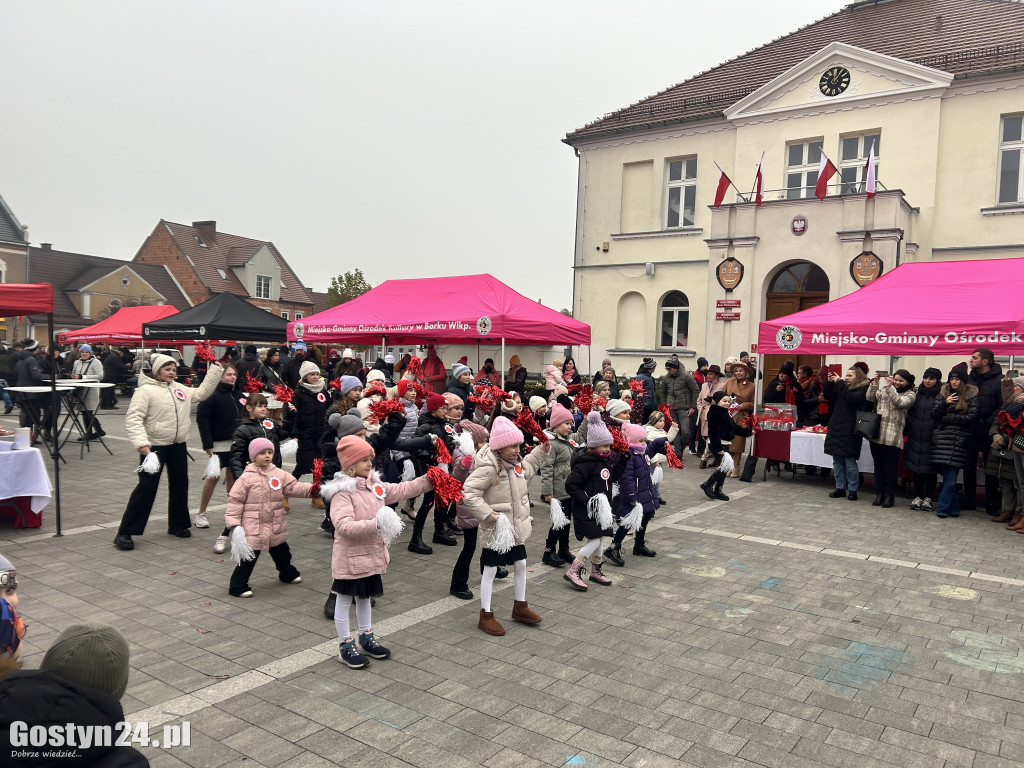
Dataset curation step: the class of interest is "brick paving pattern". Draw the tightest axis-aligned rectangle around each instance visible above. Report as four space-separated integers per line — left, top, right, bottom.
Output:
4 407 1024 767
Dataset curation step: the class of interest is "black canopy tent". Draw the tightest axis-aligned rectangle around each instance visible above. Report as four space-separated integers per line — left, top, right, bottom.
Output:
141 292 289 342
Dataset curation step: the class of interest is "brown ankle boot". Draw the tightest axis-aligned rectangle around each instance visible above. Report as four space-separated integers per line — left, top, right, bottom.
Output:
992 509 1014 523
478 609 505 636
511 600 542 625
311 496 325 510
1006 514 1022 529
1009 517 1024 531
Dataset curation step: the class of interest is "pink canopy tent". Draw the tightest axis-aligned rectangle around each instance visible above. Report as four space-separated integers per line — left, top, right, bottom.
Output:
288 274 590 346
759 258 1024 356
59 305 178 345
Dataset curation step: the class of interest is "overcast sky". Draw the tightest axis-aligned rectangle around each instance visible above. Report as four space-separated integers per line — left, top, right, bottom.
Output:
0 0 847 311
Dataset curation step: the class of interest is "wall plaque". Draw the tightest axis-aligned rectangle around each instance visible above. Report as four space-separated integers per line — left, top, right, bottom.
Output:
716 257 744 292
851 251 883 287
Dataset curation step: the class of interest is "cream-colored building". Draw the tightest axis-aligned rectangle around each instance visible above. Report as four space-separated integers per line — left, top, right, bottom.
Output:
565 0 1024 383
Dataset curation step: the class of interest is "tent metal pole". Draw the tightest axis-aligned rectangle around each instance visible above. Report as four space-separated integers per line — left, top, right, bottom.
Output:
49 312 62 536
501 338 505 373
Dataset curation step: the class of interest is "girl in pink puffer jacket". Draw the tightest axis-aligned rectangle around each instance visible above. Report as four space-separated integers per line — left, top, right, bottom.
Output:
320 436 432 669
224 438 314 598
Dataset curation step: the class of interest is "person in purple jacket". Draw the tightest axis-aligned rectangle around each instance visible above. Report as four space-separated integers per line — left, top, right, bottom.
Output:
605 421 667 564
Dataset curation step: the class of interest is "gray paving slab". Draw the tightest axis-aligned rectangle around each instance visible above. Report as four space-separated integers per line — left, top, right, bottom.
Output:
6 407 1024 767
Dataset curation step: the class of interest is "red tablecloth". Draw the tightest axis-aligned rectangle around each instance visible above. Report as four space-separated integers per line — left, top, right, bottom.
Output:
751 430 791 462
0 497 41 528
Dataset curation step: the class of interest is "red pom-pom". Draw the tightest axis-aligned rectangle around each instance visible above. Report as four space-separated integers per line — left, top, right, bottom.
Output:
743 415 760 430
311 458 324 498
407 356 422 378
328 377 342 391
475 384 511 401
665 444 685 469
411 382 429 401
363 381 388 399
194 342 217 363
273 384 294 403
593 396 608 411
657 404 673 428
245 372 263 394
427 465 464 505
628 379 645 394
610 425 629 454
567 383 583 394
368 398 405 423
515 409 549 445
573 384 593 414
435 439 452 466
468 395 495 414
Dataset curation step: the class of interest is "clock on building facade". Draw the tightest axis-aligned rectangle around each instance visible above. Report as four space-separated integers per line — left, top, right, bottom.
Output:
819 66 851 96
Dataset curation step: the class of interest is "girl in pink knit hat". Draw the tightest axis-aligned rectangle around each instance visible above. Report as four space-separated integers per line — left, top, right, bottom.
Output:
463 416 550 636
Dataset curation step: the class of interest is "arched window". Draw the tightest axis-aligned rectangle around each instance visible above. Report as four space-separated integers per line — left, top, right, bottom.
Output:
768 263 829 293
616 292 647 349
659 291 689 348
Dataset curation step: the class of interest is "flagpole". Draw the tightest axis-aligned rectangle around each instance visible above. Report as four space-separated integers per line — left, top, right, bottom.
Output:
748 151 765 198
714 162 750 203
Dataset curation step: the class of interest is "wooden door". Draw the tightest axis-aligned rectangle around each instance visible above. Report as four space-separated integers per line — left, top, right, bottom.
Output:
762 293 828 401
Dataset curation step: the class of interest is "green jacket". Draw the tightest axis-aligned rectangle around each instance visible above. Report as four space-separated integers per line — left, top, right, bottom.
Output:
660 369 699 410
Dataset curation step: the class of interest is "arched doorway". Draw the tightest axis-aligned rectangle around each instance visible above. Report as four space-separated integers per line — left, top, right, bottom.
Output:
762 263 829 398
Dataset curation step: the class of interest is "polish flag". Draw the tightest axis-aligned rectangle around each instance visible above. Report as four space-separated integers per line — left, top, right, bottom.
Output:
864 142 877 199
753 153 765 206
814 153 839 200
713 163 732 208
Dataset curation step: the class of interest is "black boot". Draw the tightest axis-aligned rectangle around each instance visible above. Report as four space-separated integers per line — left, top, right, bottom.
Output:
556 527 573 563
632 521 656 557
699 476 717 500
603 544 625 567
495 567 509 579
432 529 457 546
542 550 564 567
408 531 433 554
713 476 729 502
829 489 847 498
881 493 895 508
872 492 884 506
323 592 337 619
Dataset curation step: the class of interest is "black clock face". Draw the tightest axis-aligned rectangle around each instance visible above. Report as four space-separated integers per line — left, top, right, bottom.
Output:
819 66 851 97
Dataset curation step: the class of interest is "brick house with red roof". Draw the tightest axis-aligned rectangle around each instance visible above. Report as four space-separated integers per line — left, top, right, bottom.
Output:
132 220 314 323
563 0 1024 382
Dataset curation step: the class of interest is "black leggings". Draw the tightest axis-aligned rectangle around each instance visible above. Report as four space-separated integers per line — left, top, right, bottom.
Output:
912 472 938 500
868 442 902 496
412 491 453 536
228 542 299 595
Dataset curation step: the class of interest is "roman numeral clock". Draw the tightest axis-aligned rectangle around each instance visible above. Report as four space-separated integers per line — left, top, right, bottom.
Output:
819 66 851 97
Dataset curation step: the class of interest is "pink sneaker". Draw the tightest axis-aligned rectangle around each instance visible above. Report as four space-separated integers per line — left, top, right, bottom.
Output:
563 560 588 591
588 561 612 586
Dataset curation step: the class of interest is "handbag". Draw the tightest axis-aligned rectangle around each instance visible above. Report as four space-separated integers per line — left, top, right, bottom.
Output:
855 411 881 440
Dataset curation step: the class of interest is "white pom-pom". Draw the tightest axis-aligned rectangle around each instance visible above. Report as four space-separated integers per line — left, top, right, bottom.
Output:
229 526 255 565
490 513 517 554
587 494 613 530
455 430 475 458
549 497 570 530
375 505 405 546
280 439 298 462
611 482 620 499
401 459 415 482
438 463 449 473
203 453 221 480
720 452 735 474
138 452 161 474
651 464 664 485
622 501 644 532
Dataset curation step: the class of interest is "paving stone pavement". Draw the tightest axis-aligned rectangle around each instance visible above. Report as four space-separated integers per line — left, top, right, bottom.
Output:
4 406 1024 767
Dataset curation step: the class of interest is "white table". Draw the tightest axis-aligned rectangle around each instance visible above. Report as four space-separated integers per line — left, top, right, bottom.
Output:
46 381 115 456
0 446 52 527
790 429 875 473
6 386 74 459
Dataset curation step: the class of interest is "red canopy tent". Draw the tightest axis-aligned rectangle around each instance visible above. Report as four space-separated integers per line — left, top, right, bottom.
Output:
0 283 62 533
758 258 1024 356
59 305 179 345
287 275 590 361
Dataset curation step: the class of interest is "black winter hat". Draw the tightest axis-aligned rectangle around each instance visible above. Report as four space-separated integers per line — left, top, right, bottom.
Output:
712 391 731 404
244 344 257 355
642 357 657 371
948 364 968 381
665 357 680 370
779 362 795 379
922 367 942 381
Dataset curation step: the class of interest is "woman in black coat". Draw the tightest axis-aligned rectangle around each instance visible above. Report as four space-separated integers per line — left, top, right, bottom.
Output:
823 366 871 500
930 368 979 519
903 367 943 511
195 363 241 527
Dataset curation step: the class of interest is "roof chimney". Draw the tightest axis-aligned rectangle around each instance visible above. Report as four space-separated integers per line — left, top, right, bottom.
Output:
40 243 52 251
193 221 217 245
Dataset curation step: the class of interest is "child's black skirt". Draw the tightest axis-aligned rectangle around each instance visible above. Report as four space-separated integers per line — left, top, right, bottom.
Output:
331 575 384 599
480 545 526 567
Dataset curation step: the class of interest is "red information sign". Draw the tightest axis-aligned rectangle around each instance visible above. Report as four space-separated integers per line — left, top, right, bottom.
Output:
716 299 741 308
716 312 741 321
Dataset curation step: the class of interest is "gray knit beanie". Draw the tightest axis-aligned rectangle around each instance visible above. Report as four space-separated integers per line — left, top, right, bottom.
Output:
328 412 365 439
41 623 130 700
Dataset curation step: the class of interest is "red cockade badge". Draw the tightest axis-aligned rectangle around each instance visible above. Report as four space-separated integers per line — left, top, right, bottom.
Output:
268 476 282 491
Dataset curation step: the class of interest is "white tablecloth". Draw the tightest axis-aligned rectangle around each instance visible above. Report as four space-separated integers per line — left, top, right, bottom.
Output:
789 430 875 473
0 446 53 512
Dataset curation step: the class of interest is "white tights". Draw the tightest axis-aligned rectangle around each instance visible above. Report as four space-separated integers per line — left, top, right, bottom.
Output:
578 538 602 561
480 559 528 611
334 595 372 641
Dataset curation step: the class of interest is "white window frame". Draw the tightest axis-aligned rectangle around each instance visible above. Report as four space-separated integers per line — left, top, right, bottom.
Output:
658 291 689 349
997 114 1024 204
785 139 823 199
280 310 289 320
838 131 880 194
665 157 697 228
295 312 303 320
255 274 272 300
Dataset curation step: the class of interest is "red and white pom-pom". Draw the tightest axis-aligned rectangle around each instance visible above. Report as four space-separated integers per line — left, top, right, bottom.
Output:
230 526 255 564
665 444 685 469
311 458 324 498
657 404 673 428
245 372 263 394
549 498 570 530
280 438 298 462
407 356 422 378
621 501 644 532
203 453 221 479
490 513 517 554
587 493 614 530
328 377 342 391
427 466 463 506
375 506 404 546
193 342 218 363
138 452 161 474
368 398 404 424
435 439 452 466
273 384 294 404
515 409 548 445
